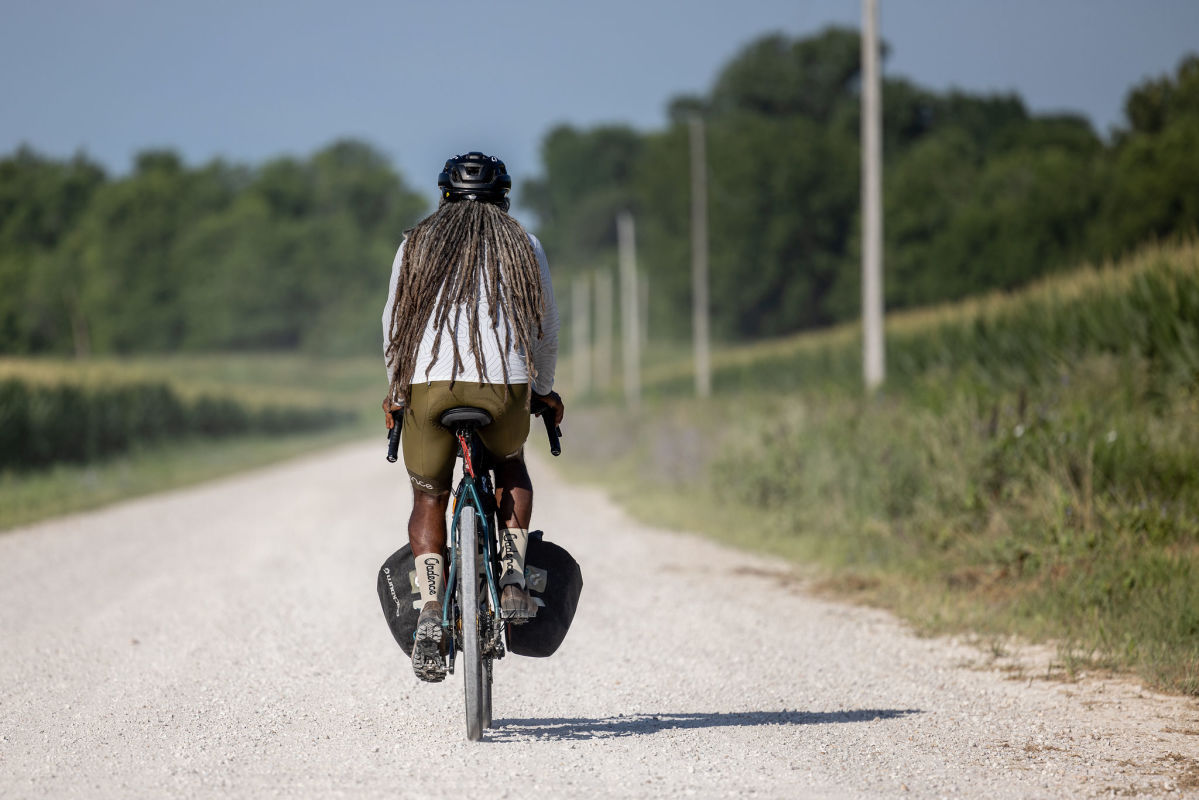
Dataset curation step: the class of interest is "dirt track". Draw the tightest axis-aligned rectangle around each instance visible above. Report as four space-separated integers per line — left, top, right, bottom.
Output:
1 441 1197 799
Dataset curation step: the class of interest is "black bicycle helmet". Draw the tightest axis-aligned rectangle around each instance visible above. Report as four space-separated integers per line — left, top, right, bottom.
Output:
438 151 512 210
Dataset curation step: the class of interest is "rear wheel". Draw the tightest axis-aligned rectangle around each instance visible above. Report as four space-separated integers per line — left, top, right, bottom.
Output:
483 657 493 728
458 507 485 741
479 589 496 728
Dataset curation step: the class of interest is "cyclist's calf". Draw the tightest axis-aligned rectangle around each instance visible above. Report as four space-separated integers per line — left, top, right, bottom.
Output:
494 458 533 530
408 488 450 558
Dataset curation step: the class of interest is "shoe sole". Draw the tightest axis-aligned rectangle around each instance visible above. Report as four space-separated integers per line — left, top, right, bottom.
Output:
412 616 447 683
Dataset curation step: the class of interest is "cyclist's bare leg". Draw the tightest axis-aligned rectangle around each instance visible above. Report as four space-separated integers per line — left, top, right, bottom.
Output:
409 488 451 682
494 458 532 530
494 459 537 619
408 488 449 556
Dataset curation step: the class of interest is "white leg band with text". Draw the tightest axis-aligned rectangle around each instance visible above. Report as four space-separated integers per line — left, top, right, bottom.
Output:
498 527 529 588
415 552 444 604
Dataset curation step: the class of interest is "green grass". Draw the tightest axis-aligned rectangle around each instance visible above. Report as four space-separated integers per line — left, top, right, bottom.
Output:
0 352 386 531
0 428 359 531
562 241 1199 695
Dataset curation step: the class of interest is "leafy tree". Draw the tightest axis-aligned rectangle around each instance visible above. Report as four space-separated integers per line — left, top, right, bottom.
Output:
1100 118 1199 253
520 124 643 270
0 148 106 353
851 128 983 315
62 152 239 352
709 28 862 123
1122 54 1199 137
857 121 1103 314
522 28 1152 344
707 113 857 337
0 138 426 357
174 141 425 353
1100 56 1199 254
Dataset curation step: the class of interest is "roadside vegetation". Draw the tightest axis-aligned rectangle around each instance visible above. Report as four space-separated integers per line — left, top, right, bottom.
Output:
564 242 1199 695
0 378 350 470
0 354 382 531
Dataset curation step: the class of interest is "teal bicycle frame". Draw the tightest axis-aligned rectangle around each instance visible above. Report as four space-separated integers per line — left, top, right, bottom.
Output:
441 428 503 672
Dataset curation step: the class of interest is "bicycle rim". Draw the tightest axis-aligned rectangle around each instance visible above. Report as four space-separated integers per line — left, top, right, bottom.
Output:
458 507 485 741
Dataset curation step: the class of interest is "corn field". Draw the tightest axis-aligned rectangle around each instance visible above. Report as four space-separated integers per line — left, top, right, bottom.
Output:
0 379 351 471
642 240 1199 397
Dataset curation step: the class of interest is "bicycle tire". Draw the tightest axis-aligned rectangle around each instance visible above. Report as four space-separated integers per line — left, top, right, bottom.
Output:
458 507 486 741
483 657 493 728
483 544 494 728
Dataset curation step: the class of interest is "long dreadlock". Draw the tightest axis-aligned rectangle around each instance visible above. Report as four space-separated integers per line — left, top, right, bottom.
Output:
384 199 544 406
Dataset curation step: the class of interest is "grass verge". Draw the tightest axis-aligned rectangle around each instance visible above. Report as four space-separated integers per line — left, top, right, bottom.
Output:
560 242 1199 696
564 376 1198 695
0 428 361 532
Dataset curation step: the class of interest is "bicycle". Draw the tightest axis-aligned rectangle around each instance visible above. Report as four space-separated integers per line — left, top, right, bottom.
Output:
386 399 561 741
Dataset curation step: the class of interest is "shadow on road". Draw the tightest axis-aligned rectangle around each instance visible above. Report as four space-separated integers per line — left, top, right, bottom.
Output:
489 709 921 741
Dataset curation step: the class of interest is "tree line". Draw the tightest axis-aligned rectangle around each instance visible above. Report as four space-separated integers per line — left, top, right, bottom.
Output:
522 28 1199 342
0 141 427 356
1 27 1196 357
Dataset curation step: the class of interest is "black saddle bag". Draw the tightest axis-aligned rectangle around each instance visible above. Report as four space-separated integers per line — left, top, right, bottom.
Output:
507 530 583 658
377 544 422 657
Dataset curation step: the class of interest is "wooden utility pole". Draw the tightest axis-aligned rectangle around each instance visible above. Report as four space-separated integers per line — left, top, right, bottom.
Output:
617 211 640 411
594 269 614 392
689 115 712 398
571 275 591 396
861 0 885 391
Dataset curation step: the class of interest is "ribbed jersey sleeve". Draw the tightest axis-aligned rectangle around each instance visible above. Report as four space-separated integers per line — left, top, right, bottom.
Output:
528 234 559 395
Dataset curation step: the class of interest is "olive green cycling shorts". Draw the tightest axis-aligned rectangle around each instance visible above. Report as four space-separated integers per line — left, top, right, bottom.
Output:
401 381 530 494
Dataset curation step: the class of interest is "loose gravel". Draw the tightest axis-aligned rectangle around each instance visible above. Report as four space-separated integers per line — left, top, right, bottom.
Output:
1 441 1197 799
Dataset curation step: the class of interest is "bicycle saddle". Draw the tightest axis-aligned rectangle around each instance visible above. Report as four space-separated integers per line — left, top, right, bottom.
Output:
438 406 493 429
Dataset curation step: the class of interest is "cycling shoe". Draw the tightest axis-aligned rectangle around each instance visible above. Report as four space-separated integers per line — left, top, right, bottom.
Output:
500 584 537 623
412 600 447 683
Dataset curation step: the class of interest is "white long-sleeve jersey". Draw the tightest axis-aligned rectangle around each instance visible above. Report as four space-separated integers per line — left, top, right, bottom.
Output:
382 232 559 395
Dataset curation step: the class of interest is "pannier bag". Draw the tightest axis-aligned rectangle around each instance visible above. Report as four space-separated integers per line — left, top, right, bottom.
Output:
507 530 583 658
377 544 422 657
376 530 583 659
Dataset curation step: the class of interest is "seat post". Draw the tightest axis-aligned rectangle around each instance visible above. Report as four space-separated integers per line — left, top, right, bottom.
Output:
440 406 493 479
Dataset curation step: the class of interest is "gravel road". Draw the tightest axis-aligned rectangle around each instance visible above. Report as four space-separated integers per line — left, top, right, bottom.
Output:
2 441 1197 799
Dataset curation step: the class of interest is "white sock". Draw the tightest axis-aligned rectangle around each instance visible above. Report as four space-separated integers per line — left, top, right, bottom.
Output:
415 552 444 605
498 528 529 588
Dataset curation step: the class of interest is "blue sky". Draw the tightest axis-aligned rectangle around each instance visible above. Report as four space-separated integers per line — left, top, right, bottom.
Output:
2 0 1197 203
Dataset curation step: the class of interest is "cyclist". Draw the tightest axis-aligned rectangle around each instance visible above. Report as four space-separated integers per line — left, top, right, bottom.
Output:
381 151 564 683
